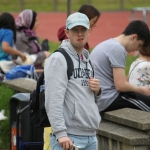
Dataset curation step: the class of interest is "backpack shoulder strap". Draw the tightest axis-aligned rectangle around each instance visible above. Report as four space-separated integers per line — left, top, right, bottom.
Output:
54 48 74 80
89 60 94 77
36 72 44 99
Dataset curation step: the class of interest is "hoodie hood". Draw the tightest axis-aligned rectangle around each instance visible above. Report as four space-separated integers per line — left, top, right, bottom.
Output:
59 39 90 63
59 40 91 78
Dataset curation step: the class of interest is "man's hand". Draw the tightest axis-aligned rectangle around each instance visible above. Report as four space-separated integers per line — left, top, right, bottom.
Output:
140 86 150 96
58 136 73 150
89 77 101 95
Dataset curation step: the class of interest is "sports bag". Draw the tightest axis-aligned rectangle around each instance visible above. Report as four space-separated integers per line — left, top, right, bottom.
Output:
5 65 35 80
29 48 74 127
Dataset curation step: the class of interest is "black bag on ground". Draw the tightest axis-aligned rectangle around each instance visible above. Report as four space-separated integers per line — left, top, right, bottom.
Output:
41 39 50 51
29 48 74 127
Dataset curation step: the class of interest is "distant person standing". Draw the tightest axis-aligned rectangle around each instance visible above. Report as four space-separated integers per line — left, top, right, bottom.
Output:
57 4 101 52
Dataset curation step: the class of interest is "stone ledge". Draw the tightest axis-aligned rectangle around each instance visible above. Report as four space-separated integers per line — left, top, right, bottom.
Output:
102 108 150 130
2 78 37 93
98 120 150 145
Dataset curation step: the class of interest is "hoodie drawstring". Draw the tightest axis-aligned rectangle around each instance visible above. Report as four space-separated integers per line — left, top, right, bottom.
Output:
78 54 91 79
86 62 90 78
77 54 80 78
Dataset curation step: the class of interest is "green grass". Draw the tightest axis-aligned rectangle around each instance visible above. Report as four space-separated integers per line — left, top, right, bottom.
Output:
0 0 149 12
125 55 138 75
49 41 60 53
0 84 15 149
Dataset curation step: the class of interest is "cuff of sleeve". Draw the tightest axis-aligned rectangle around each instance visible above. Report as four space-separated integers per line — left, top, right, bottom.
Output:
95 88 102 97
95 90 102 103
95 94 101 99
55 130 68 140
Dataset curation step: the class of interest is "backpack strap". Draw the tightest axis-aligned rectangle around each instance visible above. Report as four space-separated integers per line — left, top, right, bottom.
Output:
36 72 44 101
54 48 74 80
36 48 73 95
89 60 94 77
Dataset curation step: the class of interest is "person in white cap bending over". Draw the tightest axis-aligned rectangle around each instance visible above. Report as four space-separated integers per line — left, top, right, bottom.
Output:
44 12 101 150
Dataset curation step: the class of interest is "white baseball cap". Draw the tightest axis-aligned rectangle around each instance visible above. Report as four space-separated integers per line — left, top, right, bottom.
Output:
66 12 90 30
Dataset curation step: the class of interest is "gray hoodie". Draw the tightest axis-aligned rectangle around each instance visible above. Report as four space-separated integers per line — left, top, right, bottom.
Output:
44 40 101 140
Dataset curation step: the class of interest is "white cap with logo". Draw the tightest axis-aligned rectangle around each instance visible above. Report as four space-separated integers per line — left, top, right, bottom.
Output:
66 12 90 30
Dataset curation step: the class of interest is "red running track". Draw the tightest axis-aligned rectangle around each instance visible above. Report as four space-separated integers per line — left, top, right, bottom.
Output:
13 11 149 49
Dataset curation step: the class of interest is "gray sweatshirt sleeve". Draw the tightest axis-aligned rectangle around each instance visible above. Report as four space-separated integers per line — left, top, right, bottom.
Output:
44 52 68 140
91 59 102 104
95 94 101 104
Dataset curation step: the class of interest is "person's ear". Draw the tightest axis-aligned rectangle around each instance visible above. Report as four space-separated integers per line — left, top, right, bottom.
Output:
64 29 69 38
131 34 138 41
88 28 91 36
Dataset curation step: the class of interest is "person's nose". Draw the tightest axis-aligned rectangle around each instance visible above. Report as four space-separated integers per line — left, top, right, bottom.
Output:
77 30 83 35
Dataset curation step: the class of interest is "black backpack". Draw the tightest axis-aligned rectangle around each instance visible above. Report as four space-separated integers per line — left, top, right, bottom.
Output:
29 48 74 127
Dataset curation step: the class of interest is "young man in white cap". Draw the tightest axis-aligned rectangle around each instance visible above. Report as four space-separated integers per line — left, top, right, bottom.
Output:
44 12 101 150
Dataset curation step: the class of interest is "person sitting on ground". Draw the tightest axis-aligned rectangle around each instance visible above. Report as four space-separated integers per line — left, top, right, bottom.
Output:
57 4 101 52
0 12 26 62
14 9 50 69
90 20 150 112
128 41 150 87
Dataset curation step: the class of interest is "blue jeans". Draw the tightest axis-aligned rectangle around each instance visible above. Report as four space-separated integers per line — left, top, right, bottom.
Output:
50 133 98 150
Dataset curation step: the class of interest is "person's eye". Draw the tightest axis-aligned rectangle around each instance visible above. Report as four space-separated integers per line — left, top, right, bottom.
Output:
82 28 87 32
72 29 77 32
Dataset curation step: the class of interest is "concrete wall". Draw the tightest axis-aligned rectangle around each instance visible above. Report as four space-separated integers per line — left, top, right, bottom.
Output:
97 109 150 150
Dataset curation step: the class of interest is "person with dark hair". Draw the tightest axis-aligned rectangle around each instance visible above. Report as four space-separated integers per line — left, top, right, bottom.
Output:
0 12 26 61
57 4 100 52
129 41 150 87
15 9 50 69
90 20 150 112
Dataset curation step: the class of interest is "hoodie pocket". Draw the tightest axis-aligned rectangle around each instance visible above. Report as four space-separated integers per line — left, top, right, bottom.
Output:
70 100 101 129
